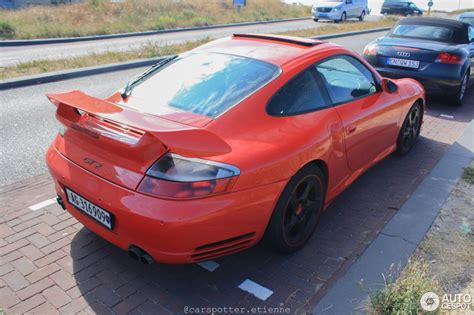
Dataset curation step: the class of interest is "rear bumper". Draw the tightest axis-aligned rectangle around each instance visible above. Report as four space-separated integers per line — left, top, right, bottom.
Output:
46 145 286 264
364 55 464 96
374 67 463 96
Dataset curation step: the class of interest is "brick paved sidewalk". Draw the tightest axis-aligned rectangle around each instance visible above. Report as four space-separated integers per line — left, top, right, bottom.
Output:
1 99 473 314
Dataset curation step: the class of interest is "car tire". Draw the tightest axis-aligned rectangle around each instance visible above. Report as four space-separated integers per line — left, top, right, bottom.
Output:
394 102 422 156
313 18 319 22
359 11 365 21
340 12 347 23
450 71 469 106
263 164 326 253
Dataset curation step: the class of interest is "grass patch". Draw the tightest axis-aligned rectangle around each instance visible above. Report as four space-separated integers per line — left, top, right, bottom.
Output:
448 8 474 15
0 0 310 39
277 16 398 38
0 39 208 80
0 18 398 80
462 165 474 185
367 258 440 315
0 20 15 38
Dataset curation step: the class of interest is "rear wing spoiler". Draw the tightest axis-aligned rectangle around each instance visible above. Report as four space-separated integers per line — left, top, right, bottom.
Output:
46 90 231 157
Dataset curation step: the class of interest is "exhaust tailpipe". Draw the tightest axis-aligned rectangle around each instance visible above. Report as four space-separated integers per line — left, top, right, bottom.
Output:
128 245 154 265
56 196 66 210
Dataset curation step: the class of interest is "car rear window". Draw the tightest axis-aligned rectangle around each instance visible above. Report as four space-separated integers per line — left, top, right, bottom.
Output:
129 52 280 118
461 17 474 25
391 24 455 42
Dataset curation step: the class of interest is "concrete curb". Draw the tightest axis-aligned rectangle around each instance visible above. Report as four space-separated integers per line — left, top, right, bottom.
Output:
0 17 311 46
0 27 390 90
312 119 474 314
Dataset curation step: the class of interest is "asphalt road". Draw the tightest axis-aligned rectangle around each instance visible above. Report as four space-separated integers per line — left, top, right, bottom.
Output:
0 16 380 67
1 29 471 187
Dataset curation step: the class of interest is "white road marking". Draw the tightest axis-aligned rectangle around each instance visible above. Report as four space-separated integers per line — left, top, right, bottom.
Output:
440 114 454 119
29 198 56 211
238 279 273 301
197 261 220 272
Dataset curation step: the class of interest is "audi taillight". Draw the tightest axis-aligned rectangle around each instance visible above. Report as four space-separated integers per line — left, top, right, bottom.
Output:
363 44 378 56
137 153 240 199
435 52 463 64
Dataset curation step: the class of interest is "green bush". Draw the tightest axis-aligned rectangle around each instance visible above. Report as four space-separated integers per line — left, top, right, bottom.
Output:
91 0 105 7
462 166 474 185
180 9 196 19
155 16 177 30
0 21 15 39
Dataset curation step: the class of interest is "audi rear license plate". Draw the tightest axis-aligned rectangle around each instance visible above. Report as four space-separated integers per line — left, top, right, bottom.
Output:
65 188 113 229
387 57 420 69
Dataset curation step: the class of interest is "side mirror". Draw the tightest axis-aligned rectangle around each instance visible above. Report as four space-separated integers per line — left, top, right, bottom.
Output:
382 78 398 93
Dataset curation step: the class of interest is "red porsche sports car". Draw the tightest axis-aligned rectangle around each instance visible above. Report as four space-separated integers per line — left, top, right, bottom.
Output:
46 33 425 264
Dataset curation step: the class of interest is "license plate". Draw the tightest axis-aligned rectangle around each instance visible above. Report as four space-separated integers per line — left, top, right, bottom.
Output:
319 13 328 17
387 57 420 69
65 188 113 229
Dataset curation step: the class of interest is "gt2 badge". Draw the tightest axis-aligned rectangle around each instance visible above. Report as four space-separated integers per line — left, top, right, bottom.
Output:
84 157 103 169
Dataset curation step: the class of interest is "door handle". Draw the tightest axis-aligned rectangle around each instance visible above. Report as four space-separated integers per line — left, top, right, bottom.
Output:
346 124 357 134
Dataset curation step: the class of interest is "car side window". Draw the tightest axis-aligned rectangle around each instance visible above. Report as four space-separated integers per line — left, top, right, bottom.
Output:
315 55 378 105
267 67 331 116
469 26 474 42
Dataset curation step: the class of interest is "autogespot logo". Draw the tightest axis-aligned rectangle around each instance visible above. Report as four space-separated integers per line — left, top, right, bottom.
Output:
421 292 473 312
420 292 440 312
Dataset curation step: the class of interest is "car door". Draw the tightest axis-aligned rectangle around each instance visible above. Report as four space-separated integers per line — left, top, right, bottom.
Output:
315 54 403 171
345 0 355 17
396 3 406 15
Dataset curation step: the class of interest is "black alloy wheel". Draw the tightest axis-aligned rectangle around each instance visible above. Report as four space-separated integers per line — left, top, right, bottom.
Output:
264 164 326 253
395 102 422 155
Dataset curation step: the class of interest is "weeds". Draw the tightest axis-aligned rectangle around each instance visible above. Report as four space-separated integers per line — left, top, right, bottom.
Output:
0 0 310 39
0 20 15 38
448 8 474 15
277 16 397 38
367 258 440 315
462 165 474 185
0 39 209 79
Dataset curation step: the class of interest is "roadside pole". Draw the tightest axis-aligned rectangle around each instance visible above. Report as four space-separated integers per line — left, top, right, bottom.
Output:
427 0 433 16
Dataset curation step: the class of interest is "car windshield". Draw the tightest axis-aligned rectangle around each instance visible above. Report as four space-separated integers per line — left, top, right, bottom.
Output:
391 24 455 42
129 52 280 118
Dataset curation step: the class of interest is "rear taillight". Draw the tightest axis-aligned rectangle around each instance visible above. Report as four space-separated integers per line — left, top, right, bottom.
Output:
435 52 463 64
363 44 378 56
137 153 240 199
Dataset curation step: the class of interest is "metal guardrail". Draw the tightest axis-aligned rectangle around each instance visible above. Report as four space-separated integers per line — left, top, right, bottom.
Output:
0 27 391 90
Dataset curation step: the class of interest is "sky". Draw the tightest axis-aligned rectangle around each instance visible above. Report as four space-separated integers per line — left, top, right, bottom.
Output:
284 0 474 14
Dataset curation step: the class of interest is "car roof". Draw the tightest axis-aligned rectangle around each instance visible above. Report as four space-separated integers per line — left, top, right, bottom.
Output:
459 11 474 17
392 17 470 44
399 17 468 29
192 34 338 67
